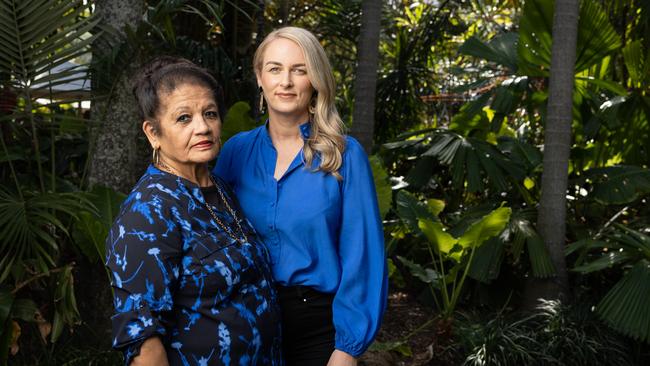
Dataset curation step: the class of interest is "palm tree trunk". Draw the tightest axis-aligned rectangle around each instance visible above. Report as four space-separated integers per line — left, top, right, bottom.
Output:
349 0 382 154
535 0 579 302
88 0 145 194
350 0 382 154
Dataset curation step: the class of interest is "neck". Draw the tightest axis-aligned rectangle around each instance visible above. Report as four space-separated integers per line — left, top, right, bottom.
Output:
267 111 309 144
158 158 212 187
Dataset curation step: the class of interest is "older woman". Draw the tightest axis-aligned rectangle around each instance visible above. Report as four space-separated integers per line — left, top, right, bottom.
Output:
215 27 388 365
106 57 282 366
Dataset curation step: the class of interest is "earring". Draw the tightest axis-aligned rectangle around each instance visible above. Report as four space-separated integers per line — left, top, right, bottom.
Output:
258 87 265 113
152 146 160 165
308 94 317 115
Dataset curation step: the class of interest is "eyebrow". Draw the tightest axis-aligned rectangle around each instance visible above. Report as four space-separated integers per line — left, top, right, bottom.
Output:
171 102 218 115
265 61 306 68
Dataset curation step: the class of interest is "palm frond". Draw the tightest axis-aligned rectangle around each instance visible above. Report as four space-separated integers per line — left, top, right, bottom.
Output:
420 130 527 193
0 0 99 102
0 188 96 282
596 260 650 343
517 0 621 75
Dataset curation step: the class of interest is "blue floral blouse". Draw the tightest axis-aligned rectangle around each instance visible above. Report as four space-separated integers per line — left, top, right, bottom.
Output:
105 165 282 365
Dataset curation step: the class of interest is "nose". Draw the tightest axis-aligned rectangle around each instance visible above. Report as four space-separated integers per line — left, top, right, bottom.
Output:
194 113 212 134
280 70 293 87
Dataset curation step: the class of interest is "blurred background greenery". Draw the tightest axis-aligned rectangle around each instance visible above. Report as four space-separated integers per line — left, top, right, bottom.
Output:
1 0 649 364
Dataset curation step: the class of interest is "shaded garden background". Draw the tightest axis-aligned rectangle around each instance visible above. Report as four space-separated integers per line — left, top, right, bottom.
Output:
1 0 650 365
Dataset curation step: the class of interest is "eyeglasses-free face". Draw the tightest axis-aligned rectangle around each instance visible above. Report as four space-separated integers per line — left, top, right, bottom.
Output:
257 38 315 122
143 83 221 175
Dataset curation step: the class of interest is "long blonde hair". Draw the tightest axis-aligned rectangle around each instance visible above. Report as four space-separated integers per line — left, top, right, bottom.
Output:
254 26 346 179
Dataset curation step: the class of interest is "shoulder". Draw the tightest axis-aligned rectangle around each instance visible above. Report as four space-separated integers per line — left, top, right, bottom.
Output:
342 135 369 164
118 168 182 216
343 135 365 155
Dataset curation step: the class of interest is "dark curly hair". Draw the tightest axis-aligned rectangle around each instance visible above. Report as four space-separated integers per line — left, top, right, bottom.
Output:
132 56 225 135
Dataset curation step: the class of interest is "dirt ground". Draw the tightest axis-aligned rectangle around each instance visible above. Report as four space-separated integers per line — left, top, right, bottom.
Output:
359 291 458 366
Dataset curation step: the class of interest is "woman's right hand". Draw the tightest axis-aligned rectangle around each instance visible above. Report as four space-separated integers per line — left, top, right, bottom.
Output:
131 336 169 366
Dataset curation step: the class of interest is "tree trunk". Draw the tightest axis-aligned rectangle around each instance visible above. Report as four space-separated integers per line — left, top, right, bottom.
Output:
88 0 145 194
534 0 579 302
80 0 145 347
350 0 382 154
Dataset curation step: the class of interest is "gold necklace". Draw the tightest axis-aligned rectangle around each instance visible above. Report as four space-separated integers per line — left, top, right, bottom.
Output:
155 161 249 245
204 175 249 245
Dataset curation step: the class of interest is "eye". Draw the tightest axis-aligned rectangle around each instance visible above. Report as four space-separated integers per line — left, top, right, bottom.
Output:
293 68 307 75
268 66 281 73
204 110 219 120
176 114 191 123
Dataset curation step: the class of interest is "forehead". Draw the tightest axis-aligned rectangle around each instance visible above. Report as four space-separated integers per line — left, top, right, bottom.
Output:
263 38 306 65
159 84 215 110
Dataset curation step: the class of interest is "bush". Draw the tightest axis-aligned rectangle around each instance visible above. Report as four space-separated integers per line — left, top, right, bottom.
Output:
457 299 635 366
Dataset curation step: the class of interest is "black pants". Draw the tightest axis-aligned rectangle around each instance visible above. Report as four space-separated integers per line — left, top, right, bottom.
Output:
278 285 335 366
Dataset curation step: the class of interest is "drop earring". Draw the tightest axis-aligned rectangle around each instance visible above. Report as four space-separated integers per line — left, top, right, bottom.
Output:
152 146 160 165
258 87 265 113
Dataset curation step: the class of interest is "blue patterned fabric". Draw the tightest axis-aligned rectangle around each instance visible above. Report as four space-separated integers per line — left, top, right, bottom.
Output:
106 165 282 365
214 122 388 357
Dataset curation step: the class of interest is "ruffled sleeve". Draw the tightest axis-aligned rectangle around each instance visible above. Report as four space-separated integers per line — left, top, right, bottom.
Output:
332 137 388 356
105 188 182 365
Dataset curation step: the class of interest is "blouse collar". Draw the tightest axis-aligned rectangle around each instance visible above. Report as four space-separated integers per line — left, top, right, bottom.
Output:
262 119 311 146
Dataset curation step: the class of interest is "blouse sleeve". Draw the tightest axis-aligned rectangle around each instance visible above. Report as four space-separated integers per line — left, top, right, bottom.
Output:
332 137 389 357
105 189 182 365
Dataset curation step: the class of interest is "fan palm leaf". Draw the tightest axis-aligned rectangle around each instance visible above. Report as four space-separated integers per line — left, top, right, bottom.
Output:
0 187 95 282
568 225 650 343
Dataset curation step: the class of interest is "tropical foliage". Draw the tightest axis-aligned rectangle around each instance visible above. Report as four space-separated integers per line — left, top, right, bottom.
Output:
1 0 650 364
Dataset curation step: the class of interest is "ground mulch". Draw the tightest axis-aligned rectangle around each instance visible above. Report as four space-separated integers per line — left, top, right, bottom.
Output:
360 291 462 366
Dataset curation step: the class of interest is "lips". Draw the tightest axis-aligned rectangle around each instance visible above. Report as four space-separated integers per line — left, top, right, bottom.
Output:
276 93 296 98
193 140 214 149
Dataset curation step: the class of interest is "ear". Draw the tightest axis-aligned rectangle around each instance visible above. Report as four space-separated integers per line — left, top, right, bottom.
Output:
255 71 262 90
142 120 158 149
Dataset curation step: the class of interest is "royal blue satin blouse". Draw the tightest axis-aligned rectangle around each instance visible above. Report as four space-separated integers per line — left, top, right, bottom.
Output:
214 122 388 356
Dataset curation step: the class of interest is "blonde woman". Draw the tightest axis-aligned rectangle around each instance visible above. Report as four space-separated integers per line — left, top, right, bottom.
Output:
214 27 387 365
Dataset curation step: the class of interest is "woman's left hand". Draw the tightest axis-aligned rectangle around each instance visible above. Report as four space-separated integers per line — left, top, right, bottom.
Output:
327 350 357 366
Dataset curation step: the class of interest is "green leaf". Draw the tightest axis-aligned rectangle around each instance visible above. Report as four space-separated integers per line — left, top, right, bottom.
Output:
426 198 445 217
583 166 650 205
0 0 97 104
575 76 628 96
221 101 262 142
0 189 94 282
467 238 505 283
572 252 631 274
369 155 391 219
72 212 107 263
527 235 556 278
418 219 458 255
458 33 519 71
397 256 441 287
517 0 621 75
458 207 512 249
596 260 650 343
622 40 649 86
395 190 436 234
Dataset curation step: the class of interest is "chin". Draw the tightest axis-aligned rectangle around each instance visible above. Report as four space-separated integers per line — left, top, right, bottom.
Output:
190 151 219 164
271 106 309 117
